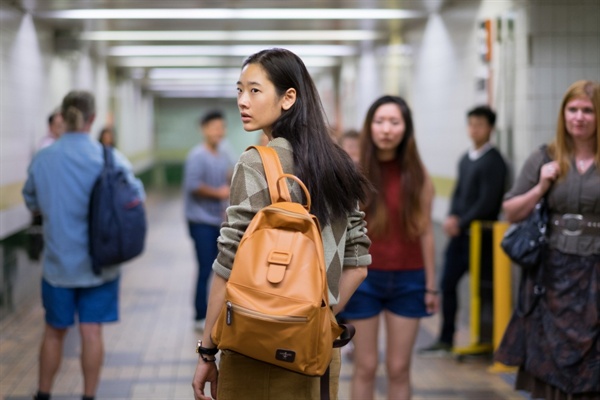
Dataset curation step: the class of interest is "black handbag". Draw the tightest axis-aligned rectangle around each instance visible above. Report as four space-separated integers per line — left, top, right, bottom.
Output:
500 146 551 269
500 198 549 268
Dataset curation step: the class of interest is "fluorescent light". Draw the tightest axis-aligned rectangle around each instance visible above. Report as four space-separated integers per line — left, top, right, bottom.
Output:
111 56 338 68
148 68 240 80
110 57 241 67
149 80 235 86
108 45 358 57
81 30 383 41
36 8 425 20
157 91 233 98
148 84 234 92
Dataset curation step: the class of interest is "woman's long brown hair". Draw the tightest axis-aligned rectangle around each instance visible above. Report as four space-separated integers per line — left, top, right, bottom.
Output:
360 95 426 239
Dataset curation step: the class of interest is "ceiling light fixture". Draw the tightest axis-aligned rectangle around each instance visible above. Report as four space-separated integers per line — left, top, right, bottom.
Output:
36 8 424 20
148 68 241 80
110 56 339 68
108 44 357 57
147 84 234 92
81 30 383 41
156 90 233 99
110 57 239 67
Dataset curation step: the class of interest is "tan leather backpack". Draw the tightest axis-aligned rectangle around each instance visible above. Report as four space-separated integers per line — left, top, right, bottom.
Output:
212 146 347 377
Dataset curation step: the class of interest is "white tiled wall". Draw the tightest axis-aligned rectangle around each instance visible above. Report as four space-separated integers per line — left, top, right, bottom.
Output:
1 7 60 238
114 79 155 168
400 0 599 221
404 0 521 221
525 1 600 166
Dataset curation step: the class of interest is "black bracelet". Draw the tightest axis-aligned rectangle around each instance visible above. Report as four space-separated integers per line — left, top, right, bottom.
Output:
200 354 216 363
196 340 219 356
425 289 439 295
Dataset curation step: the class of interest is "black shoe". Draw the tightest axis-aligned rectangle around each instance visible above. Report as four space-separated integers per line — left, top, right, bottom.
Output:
417 341 452 357
34 392 51 400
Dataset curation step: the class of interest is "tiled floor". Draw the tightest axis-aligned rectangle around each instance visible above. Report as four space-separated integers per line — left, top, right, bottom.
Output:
0 190 525 400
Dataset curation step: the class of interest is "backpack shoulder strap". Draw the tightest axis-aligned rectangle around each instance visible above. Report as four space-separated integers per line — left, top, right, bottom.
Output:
249 145 292 204
101 145 115 169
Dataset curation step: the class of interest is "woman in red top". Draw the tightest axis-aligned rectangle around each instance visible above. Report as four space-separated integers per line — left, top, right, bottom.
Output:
340 95 438 400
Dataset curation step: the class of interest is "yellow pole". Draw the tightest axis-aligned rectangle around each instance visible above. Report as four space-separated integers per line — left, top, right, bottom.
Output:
489 221 517 373
454 221 494 356
469 220 482 345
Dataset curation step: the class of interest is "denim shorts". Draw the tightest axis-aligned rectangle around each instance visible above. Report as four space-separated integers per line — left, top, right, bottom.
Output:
339 269 430 319
42 278 120 328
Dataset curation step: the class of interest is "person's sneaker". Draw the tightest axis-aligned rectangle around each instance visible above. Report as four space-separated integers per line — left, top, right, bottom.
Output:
194 319 206 332
417 341 452 357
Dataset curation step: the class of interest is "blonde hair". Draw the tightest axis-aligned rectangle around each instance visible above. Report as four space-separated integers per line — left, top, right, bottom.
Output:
549 80 600 176
61 90 95 132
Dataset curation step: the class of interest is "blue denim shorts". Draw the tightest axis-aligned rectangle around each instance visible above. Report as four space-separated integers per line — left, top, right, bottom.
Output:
339 269 430 319
42 278 120 328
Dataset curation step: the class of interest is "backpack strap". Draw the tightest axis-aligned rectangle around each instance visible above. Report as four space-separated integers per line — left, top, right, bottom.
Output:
101 145 114 169
250 145 292 204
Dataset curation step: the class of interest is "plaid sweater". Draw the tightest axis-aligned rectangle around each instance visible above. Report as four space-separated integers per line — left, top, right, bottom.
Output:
212 137 372 305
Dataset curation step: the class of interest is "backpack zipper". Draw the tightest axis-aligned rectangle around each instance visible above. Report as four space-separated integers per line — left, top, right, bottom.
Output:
226 301 308 326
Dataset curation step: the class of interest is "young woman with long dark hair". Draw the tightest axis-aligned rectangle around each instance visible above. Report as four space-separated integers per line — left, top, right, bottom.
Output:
340 95 438 400
192 48 372 400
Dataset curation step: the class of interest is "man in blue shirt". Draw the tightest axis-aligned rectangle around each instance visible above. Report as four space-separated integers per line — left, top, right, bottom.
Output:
22 91 144 400
183 110 233 331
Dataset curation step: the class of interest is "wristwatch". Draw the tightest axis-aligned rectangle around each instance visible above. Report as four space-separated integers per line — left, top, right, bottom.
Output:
196 340 218 362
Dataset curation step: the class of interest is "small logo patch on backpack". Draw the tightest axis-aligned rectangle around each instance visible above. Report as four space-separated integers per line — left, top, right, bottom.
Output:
275 349 296 363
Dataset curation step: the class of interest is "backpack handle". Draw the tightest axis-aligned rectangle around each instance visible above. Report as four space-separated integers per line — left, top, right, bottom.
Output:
277 174 311 212
251 146 311 211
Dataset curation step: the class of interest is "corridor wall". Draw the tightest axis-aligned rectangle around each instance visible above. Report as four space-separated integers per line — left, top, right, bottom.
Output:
0 4 155 239
398 0 600 221
0 5 107 238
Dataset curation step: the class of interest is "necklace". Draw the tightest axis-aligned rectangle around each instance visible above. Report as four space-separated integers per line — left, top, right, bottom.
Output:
576 157 594 172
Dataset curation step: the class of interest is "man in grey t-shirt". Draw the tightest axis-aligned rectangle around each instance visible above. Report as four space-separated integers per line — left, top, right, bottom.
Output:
183 110 233 331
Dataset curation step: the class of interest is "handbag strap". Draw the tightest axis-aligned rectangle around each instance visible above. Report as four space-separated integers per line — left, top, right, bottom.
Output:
320 366 330 400
535 145 553 212
333 324 355 348
516 266 545 317
517 145 552 317
538 144 552 194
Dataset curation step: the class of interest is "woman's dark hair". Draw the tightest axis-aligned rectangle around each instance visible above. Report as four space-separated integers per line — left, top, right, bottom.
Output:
98 127 116 147
242 48 370 225
360 95 426 239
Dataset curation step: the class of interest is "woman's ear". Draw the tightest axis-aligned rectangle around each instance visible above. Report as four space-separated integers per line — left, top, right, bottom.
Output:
281 88 297 111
